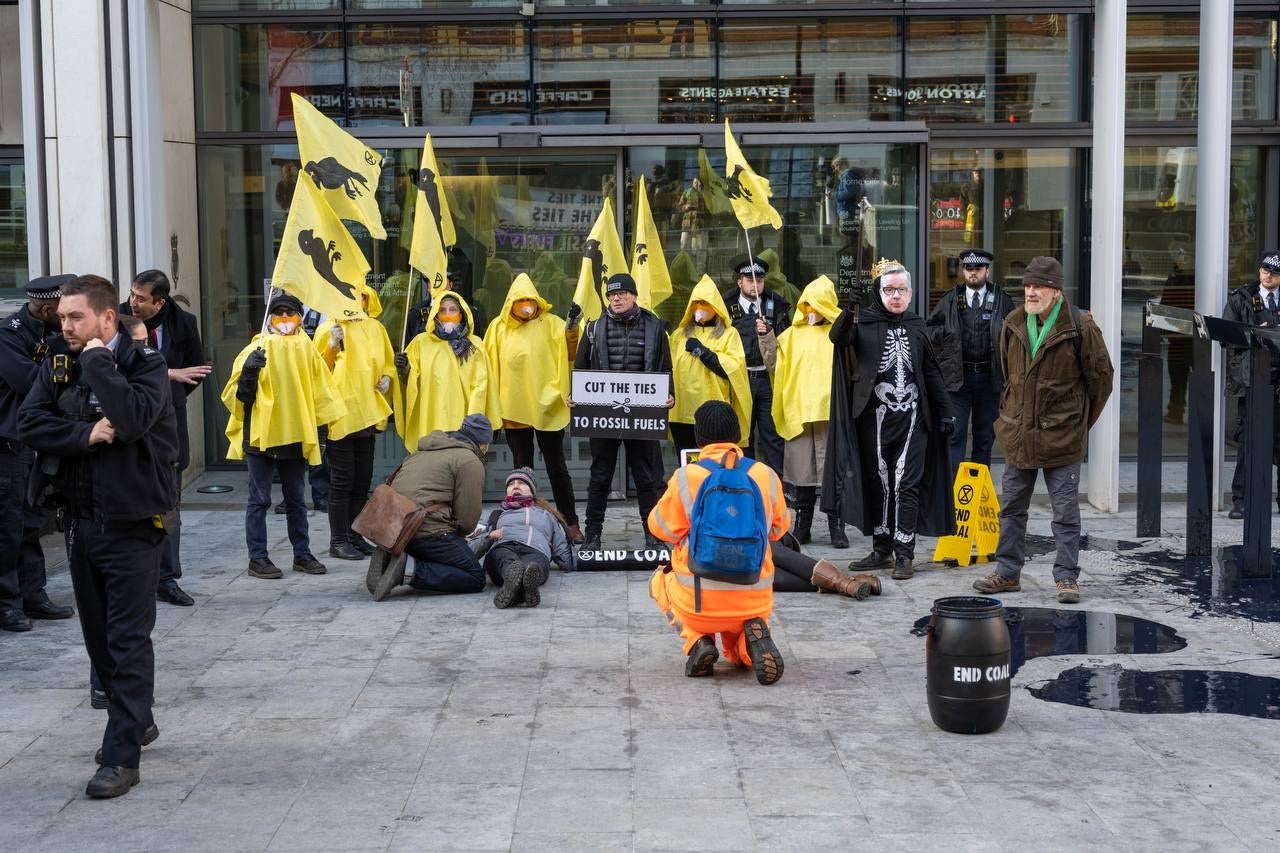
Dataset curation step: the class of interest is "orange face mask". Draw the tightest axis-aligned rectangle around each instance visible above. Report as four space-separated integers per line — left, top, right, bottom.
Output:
512 299 539 320
270 313 302 335
437 306 462 323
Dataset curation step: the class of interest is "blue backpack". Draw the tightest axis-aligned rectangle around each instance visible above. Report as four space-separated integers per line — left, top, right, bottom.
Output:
686 452 768 588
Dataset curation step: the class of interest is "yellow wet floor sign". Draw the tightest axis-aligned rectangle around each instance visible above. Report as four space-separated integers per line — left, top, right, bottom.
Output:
932 462 1000 566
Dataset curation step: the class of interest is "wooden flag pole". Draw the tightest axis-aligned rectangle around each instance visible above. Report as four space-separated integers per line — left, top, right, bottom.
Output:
400 267 420 351
741 225 763 314
259 286 277 341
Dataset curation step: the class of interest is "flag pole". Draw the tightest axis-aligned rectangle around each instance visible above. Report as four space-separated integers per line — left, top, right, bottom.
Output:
742 225 762 314
259 286 277 341
401 267 419 351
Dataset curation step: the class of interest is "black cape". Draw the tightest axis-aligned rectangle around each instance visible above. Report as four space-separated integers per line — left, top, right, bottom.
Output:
820 300 955 538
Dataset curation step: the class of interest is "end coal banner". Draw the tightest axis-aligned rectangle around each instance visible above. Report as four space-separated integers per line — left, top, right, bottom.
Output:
570 370 670 439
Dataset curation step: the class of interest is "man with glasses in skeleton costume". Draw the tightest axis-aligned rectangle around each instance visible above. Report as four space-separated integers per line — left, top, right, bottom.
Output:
822 259 955 581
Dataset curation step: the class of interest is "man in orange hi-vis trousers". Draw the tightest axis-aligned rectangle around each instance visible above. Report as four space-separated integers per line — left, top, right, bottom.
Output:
648 401 790 685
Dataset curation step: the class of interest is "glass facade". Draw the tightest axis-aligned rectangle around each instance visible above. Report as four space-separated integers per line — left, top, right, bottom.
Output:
188 3 1280 476
0 161 26 295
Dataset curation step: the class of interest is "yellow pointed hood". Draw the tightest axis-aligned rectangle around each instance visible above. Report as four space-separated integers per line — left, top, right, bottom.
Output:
790 275 842 326
483 274 570 432
772 276 841 440
397 289 500 451
669 275 752 439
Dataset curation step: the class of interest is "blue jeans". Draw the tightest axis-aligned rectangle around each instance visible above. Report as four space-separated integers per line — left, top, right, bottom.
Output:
948 368 998 473
246 453 309 560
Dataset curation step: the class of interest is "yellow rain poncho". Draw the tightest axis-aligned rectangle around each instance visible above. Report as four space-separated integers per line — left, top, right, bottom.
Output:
397 290 500 452
669 275 752 438
483 274 570 432
314 287 401 441
772 275 842 440
221 330 346 465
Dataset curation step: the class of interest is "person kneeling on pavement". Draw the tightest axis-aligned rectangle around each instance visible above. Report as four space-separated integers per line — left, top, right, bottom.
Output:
368 414 493 600
470 467 574 609
648 400 790 685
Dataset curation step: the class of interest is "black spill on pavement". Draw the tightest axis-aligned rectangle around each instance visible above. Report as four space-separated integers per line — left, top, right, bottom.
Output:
1028 664 1280 719
1109 545 1280 622
911 607 1187 676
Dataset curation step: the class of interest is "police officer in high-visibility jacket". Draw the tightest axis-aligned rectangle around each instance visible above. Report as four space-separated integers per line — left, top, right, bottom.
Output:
648 400 790 685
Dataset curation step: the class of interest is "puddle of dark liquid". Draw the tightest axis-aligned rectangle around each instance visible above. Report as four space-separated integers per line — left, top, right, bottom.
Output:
1029 664 1280 719
911 607 1187 677
1021 533 1146 559
1110 545 1280 623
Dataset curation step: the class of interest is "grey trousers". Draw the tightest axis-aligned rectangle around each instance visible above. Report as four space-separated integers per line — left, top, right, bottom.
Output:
993 462 1081 583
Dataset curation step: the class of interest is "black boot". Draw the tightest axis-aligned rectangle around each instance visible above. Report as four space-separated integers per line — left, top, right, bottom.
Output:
493 563 524 609
793 508 814 545
850 549 893 570
827 515 849 549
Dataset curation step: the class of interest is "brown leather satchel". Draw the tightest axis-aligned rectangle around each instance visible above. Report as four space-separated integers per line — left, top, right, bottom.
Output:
352 463 447 556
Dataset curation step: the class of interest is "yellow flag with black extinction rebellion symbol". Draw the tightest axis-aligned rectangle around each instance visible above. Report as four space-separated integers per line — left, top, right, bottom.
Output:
292 93 386 240
697 148 733 217
723 119 782 231
571 197 629 321
631 176 672 310
271 177 368 321
409 134 457 301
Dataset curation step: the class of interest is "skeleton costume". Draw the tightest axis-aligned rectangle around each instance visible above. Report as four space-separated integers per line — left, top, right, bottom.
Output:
822 261 954 559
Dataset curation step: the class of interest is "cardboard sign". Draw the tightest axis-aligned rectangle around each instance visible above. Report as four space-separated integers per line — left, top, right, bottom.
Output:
570 370 670 439
932 462 1001 567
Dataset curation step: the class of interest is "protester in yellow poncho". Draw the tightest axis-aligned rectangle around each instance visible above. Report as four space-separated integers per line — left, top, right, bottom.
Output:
668 275 752 453
221 291 344 579
771 275 847 548
398 291 500 452
314 286 401 560
482 274 581 541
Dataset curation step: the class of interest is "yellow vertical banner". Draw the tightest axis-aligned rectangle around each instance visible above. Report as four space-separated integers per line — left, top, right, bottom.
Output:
409 134 457 301
571 197 629 320
722 119 782 231
292 93 386 240
631 176 673 310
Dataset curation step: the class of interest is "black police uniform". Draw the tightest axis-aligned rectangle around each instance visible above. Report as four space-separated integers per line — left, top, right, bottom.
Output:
573 301 672 544
19 331 178 769
925 271 1014 473
0 301 69 622
1223 277 1280 512
722 285 790 476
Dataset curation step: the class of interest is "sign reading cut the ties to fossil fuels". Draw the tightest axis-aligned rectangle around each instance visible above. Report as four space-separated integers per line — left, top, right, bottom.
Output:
570 370 670 439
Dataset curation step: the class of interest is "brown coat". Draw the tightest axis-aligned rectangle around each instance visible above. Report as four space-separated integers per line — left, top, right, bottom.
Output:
391 431 486 537
995 298 1114 470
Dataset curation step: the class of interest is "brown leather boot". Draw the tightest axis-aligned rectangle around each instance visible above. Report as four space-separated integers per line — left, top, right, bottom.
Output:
810 559 872 600
847 572 882 596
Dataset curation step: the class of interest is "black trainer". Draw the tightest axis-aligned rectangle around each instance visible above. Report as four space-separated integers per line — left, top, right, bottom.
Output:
684 635 719 677
743 618 783 685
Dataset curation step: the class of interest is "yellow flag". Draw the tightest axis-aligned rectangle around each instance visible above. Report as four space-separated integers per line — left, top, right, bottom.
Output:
474 157 499 260
271 177 367 322
292 93 386 240
409 134 457 300
697 148 733 217
571 197 629 320
631 176 672 310
723 119 782 231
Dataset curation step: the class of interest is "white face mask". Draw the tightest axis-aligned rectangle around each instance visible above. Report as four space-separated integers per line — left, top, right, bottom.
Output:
806 312 820 326
693 308 712 323
518 303 537 318
271 319 298 335
440 321 458 334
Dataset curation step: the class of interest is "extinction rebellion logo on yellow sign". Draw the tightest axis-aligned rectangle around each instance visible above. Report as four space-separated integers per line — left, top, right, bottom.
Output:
932 463 1000 567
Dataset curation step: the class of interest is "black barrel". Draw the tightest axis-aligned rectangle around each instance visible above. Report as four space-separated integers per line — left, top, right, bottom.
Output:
925 596 1011 734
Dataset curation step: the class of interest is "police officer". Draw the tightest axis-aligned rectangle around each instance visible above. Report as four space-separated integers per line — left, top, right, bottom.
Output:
121 270 211 607
1224 249 1280 519
723 259 790 476
926 249 1015 473
571 272 674 551
19 275 178 799
0 274 77 632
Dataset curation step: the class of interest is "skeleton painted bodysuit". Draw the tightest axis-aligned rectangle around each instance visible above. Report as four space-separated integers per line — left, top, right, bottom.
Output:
855 325 928 559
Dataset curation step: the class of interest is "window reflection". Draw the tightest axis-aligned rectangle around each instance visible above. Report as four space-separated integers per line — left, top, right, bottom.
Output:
0 162 27 294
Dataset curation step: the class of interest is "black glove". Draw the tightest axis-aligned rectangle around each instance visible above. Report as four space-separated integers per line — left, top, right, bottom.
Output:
243 347 267 373
566 303 583 330
697 348 727 380
938 416 957 437
394 352 410 378
685 338 707 358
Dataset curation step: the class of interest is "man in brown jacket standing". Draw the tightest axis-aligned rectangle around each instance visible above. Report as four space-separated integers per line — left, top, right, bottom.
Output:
973 257 1114 603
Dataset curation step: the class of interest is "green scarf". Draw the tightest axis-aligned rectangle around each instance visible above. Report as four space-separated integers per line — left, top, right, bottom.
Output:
1027 297 1064 360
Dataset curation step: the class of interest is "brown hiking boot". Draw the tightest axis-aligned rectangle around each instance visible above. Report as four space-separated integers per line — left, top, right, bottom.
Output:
1055 579 1081 604
743 618 783 685
973 572 1021 594
566 523 584 545
810 559 872 600
847 573 882 596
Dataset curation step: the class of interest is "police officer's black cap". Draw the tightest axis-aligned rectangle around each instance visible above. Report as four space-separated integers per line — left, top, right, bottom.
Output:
26 274 75 301
605 273 638 295
1261 250 1280 273
958 249 993 267
735 260 768 278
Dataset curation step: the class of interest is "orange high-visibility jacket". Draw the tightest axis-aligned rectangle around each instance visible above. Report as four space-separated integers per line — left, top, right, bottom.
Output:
648 442 790 618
